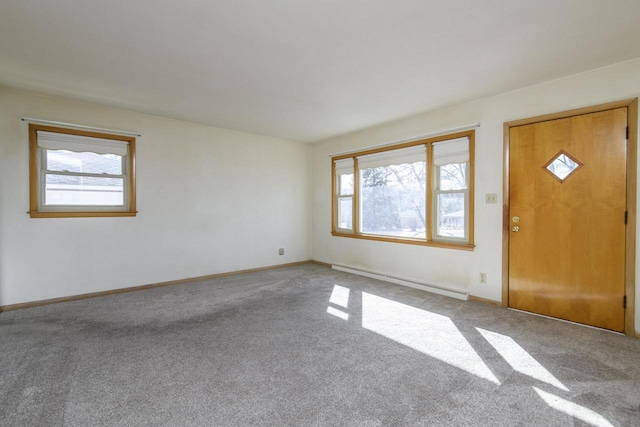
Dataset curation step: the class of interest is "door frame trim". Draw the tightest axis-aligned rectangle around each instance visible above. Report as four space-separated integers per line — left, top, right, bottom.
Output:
502 98 638 336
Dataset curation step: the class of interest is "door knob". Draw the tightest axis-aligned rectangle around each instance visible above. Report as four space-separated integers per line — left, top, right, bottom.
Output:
512 225 520 232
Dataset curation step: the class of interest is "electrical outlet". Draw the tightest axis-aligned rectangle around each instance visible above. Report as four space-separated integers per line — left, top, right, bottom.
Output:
479 272 487 283
279 248 284 256
485 193 498 204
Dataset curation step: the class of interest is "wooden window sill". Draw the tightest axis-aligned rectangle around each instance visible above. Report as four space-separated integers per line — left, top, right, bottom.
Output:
331 231 474 251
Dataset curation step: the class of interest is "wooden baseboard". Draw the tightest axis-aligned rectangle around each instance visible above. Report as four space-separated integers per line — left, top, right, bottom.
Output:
0 260 313 312
309 260 332 268
468 295 502 307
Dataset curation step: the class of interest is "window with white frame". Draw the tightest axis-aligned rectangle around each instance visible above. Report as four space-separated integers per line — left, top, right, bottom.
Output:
28 124 137 218
332 130 474 248
433 137 470 242
335 158 354 231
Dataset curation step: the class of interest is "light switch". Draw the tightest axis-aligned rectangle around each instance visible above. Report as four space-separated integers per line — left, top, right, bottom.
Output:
485 193 498 204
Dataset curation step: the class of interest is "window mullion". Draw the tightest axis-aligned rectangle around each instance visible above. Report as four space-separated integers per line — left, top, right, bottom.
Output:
426 142 434 241
332 159 337 232
436 189 465 196
467 134 475 246
43 170 125 179
353 157 360 235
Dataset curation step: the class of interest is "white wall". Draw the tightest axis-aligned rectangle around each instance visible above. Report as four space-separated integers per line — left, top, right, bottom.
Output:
0 88 311 306
3 59 640 334
311 57 640 333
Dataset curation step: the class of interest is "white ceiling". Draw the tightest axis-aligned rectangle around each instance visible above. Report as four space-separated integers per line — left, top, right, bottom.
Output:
1 1 640 143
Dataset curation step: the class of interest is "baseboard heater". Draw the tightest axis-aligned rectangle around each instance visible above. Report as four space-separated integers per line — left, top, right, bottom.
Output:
331 263 468 301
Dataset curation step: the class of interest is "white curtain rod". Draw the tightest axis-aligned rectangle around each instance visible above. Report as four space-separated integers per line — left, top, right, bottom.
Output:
328 122 480 157
21 117 141 137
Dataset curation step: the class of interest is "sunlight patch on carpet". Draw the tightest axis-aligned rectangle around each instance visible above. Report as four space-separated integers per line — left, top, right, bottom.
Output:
329 285 350 308
477 328 568 391
326 306 349 320
361 292 500 384
533 387 614 427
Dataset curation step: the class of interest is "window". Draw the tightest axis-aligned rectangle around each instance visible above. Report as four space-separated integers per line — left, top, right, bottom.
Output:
433 137 471 242
28 124 137 218
335 158 354 230
332 130 474 249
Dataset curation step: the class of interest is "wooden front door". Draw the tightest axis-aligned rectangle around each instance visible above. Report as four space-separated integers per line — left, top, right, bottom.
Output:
508 107 628 331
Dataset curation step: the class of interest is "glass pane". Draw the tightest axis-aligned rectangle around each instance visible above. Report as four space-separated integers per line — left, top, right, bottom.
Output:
46 150 123 175
44 174 124 206
546 153 580 181
338 197 353 230
436 193 465 239
438 163 467 190
360 161 426 239
433 137 469 165
339 173 354 195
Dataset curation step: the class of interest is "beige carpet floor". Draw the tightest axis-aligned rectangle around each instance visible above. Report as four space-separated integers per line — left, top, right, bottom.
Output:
1 264 639 426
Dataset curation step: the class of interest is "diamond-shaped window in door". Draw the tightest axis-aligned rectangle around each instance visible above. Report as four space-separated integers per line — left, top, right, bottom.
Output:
543 151 583 183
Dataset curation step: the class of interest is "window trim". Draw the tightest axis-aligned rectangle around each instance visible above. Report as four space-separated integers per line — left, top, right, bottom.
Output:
28 123 137 218
331 130 474 250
